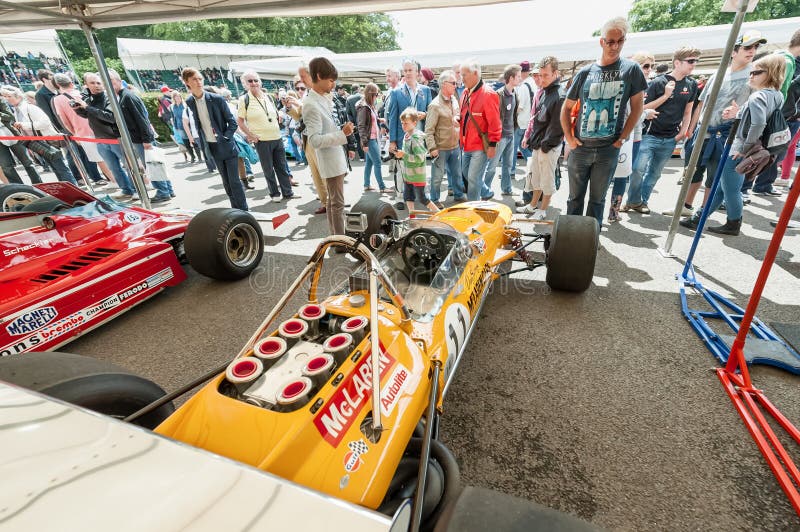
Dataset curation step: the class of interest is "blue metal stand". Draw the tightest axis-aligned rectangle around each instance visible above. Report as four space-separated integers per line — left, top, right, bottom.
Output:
678 137 800 374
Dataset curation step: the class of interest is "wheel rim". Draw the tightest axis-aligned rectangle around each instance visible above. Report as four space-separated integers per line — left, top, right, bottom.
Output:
225 222 260 267
2 191 40 212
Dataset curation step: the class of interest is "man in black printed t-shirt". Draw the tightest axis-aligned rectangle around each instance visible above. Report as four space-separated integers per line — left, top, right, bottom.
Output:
560 16 647 226
623 46 700 214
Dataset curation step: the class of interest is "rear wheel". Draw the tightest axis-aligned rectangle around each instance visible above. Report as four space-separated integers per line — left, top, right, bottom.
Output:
0 351 174 429
347 195 398 248
545 215 598 292
184 208 264 280
0 184 46 212
21 196 70 213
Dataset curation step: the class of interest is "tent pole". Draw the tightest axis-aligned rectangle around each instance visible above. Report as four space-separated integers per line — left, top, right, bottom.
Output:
660 0 749 256
81 22 151 209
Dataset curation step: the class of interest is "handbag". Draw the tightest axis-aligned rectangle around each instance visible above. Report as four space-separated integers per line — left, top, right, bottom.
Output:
27 108 65 149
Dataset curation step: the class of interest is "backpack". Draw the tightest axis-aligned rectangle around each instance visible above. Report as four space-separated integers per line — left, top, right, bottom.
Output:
760 107 791 154
782 74 800 121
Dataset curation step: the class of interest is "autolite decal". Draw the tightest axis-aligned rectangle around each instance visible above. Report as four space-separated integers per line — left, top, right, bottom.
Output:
314 347 395 447
0 268 174 357
380 363 410 417
5 307 58 336
3 239 52 257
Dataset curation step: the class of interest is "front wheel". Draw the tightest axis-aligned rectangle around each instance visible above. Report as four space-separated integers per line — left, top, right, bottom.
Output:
184 208 264 280
0 351 174 429
545 215 599 292
0 184 46 212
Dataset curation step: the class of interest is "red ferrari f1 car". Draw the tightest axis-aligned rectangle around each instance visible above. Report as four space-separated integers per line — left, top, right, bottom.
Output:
0 182 274 357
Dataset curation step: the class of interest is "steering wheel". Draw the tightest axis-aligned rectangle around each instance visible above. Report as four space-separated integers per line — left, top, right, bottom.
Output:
402 228 446 276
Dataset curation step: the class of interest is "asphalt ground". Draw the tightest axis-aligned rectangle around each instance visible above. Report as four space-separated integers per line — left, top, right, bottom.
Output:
66 146 800 531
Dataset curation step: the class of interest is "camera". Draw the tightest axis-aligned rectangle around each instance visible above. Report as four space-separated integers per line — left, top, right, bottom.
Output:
68 100 80 108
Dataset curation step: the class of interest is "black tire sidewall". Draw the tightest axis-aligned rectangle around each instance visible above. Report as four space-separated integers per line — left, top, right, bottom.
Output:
347 196 398 247
545 215 599 292
0 184 46 212
184 208 264 280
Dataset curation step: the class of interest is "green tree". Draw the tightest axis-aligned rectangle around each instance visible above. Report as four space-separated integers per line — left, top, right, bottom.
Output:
70 57 127 82
57 14 399 63
629 0 800 32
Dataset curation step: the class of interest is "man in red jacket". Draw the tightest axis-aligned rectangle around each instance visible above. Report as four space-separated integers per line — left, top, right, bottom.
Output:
459 60 502 201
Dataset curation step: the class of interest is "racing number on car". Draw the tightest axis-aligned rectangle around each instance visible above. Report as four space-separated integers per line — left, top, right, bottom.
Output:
443 303 469 383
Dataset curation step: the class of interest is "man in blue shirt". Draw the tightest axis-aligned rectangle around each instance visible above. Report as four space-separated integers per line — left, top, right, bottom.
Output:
387 59 432 151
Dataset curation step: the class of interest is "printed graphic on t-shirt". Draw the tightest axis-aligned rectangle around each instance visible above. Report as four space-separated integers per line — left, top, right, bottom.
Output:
579 72 625 140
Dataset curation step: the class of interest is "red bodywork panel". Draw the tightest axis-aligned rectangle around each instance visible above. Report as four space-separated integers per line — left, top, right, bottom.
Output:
0 183 192 356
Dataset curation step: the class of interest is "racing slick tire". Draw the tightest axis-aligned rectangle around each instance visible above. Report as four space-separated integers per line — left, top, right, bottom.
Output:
0 184 46 212
184 208 264 280
20 196 71 213
545 215 598 293
347 195 398 247
0 351 174 429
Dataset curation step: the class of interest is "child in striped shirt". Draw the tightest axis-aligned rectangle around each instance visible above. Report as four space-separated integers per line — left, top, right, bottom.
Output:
396 107 439 213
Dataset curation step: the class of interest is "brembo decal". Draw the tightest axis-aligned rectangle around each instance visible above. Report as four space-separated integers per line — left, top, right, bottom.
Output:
314 346 395 447
0 268 173 357
6 307 58 336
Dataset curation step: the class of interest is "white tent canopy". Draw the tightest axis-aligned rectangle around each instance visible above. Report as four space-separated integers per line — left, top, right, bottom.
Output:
229 16 800 82
0 0 525 32
0 29 62 56
118 38 332 71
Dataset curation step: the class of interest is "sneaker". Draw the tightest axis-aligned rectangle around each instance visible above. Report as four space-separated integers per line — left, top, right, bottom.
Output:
480 192 495 201
290 179 300 187
662 205 694 217
314 205 326 214
380 188 394 195
516 204 536 215
514 199 526 207
150 195 171 204
284 194 301 200
501 191 514 196
246 174 255 182
112 192 134 200
753 188 782 197
93 179 110 187
434 201 445 209
452 196 467 203
634 203 651 214
271 196 281 203
608 210 620 223
532 209 547 221
169 193 176 198
364 186 376 192
742 194 752 205
620 203 640 212
774 178 791 187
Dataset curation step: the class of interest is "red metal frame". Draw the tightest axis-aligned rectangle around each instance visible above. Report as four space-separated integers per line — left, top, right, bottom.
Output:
716 166 800 516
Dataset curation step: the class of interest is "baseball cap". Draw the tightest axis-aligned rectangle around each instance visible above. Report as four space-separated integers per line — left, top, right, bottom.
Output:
160 85 170 93
531 66 540 74
736 30 767 47
520 61 531 72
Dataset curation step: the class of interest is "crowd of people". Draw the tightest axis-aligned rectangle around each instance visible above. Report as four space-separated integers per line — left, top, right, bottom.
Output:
1 17 798 242
1 51 70 85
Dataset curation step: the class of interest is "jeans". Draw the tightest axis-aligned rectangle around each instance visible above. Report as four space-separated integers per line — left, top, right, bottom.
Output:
0 142 41 184
69 142 103 183
363 138 386 189
431 147 463 201
625 135 676 205
208 142 248 211
707 155 744 221
482 135 514 196
50 154 77 185
287 127 306 164
97 142 136 195
567 144 620 226
512 128 531 172
256 139 293 198
133 143 173 198
462 149 489 201
611 140 640 197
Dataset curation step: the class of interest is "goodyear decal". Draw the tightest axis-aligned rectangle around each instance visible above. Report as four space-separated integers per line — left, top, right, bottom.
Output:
313 346 395 447
6 307 58 336
0 268 174 357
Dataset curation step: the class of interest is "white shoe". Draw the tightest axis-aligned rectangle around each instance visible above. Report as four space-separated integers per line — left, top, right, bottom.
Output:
515 204 536 214
271 196 281 203
662 205 694 217
532 209 547 221
774 178 792 187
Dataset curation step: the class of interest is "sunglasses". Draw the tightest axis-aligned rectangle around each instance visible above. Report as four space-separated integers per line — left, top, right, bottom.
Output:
749 69 765 77
641 63 652 69
682 58 699 64
296 86 306 91
246 79 260 84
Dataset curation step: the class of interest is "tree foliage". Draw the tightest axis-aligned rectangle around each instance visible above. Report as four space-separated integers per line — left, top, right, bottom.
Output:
629 0 800 32
57 14 399 63
70 57 127 82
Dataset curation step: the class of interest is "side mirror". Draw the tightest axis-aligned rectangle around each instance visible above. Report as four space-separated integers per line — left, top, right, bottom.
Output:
345 212 369 233
369 233 386 249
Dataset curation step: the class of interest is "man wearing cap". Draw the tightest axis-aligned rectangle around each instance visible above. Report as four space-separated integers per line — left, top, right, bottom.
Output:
680 30 762 227
560 16 647 226
513 61 536 175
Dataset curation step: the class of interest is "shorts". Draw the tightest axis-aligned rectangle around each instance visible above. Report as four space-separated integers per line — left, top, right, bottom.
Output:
403 182 429 204
78 140 104 163
524 148 560 195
